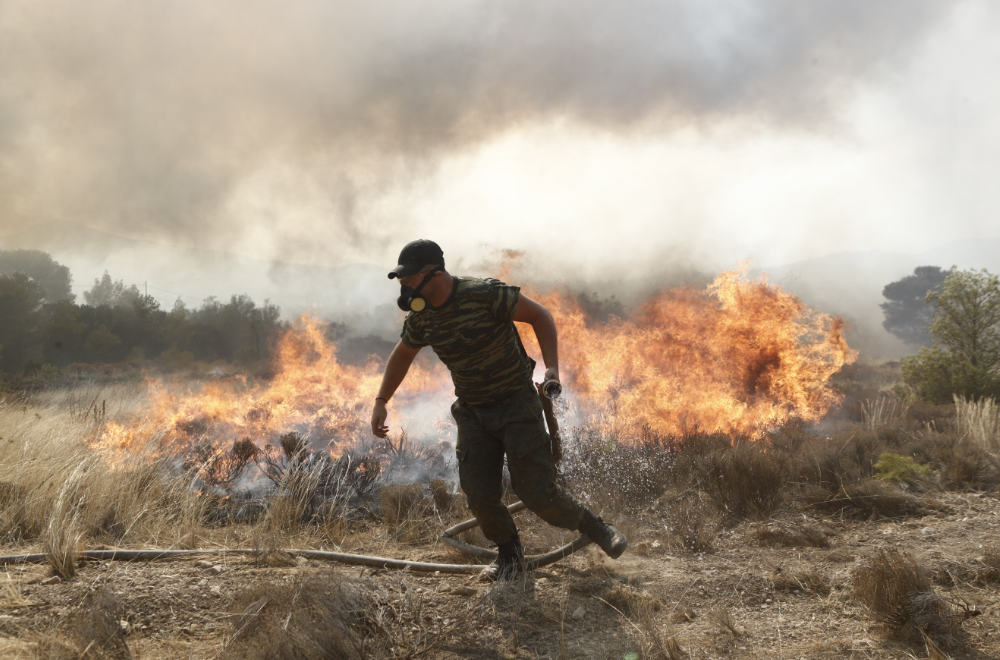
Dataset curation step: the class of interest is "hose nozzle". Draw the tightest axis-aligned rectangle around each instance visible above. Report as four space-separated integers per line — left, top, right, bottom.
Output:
541 379 562 399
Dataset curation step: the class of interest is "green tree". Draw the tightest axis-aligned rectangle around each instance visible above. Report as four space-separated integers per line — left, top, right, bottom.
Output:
84 325 122 360
901 267 1000 403
83 271 141 308
881 266 947 347
0 249 75 302
0 273 45 372
40 299 86 365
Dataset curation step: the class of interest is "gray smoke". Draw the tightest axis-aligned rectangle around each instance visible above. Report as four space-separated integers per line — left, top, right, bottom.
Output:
0 0 950 265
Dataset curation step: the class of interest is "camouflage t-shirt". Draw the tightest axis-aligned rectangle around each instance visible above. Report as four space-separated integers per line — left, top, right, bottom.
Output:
400 277 536 405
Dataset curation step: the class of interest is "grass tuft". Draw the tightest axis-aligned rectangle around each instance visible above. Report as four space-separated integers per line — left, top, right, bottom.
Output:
378 483 437 544
221 574 369 659
852 548 976 647
697 440 786 520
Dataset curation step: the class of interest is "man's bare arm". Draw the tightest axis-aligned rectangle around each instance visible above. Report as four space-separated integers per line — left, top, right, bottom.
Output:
371 340 421 438
512 294 559 381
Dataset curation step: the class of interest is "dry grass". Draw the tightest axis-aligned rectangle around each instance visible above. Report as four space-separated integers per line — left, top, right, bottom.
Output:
852 548 976 647
696 440 787 520
1 571 30 609
954 395 1000 454
602 583 663 618
663 496 716 554
771 568 832 596
220 574 369 659
378 483 437 545
753 522 830 548
613 593 683 660
862 396 911 431
708 608 746 637
0 392 209 554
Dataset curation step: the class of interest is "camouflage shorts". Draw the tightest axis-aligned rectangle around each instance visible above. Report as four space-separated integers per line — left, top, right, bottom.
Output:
450 386 585 545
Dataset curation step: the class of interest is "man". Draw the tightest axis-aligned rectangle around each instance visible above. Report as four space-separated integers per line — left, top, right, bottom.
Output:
370 239 627 580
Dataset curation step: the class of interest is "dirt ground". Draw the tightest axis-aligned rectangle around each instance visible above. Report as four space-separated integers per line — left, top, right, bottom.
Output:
2 490 999 659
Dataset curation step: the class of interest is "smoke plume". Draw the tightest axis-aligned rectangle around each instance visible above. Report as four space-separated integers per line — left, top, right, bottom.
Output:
0 0 948 265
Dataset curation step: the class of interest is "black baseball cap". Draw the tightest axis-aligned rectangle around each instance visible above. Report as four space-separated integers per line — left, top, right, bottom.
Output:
387 239 445 279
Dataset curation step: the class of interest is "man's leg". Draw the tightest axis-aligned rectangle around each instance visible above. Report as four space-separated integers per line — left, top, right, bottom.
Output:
451 400 518 545
503 418 586 531
503 391 628 559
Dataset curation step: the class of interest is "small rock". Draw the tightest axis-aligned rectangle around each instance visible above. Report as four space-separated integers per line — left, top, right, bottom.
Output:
572 606 586 621
448 586 477 597
209 565 223 575
40 576 61 586
210 585 222 595
295 556 308 566
920 527 933 535
635 542 650 557
194 560 214 569
120 620 129 633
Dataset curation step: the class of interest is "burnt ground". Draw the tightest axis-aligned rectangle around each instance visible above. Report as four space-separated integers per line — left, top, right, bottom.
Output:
2 491 999 659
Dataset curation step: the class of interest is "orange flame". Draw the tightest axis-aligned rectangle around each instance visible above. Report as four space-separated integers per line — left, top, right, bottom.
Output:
92 266 855 459
524 265 856 439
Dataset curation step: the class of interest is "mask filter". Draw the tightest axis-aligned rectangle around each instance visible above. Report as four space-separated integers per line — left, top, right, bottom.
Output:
396 269 439 312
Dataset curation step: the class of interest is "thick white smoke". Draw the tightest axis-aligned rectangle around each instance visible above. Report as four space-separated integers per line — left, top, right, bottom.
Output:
0 0 949 265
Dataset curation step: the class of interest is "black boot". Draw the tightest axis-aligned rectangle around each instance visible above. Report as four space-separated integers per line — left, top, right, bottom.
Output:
578 510 628 559
490 532 525 581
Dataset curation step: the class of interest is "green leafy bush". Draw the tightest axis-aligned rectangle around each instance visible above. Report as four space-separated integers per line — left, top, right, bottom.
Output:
873 453 930 483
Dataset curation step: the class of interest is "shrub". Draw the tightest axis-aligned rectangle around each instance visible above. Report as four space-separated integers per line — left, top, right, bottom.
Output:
221 575 369 660
873 453 931 483
804 479 934 519
378 483 436 544
696 440 787 520
852 548 978 647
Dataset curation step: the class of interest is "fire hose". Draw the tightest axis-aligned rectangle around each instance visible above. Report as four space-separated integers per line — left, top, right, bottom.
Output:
0 384 590 575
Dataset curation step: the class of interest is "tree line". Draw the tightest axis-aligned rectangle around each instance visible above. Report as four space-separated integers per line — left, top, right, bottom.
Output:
883 265 1000 403
0 249 284 376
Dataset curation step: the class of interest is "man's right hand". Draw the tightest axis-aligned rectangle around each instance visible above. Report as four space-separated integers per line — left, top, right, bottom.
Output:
371 400 389 438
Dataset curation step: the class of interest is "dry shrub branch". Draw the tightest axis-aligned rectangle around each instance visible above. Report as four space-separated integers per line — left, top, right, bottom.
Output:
852 548 980 648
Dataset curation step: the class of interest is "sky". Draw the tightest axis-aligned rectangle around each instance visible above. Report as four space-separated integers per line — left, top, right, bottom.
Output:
1 0 999 283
